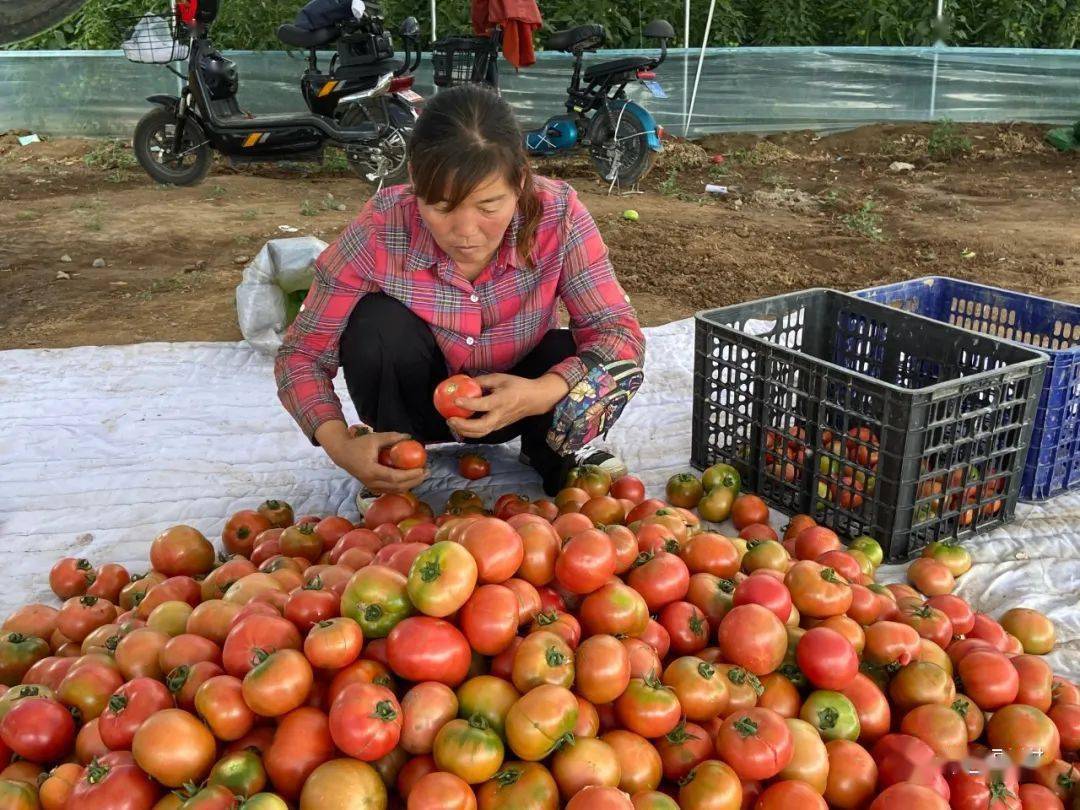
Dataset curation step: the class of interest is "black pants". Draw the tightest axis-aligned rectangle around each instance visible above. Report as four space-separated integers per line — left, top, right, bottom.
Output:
339 293 575 495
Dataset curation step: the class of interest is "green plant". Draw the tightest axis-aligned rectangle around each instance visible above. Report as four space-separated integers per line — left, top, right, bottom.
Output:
83 140 136 171
241 208 259 221
840 199 884 240
15 210 39 221
658 168 680 196
300 199 318 217
206 185 227 199
928 119 973 160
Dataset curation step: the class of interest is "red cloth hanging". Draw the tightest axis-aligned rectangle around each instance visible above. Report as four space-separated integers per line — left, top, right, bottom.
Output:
471 0 542 69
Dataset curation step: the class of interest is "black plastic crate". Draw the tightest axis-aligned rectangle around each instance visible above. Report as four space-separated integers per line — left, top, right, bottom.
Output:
430 35 499 88
691 289 1048 561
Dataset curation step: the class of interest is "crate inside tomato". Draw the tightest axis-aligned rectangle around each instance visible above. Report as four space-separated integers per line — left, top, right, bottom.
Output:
691 289 1047 561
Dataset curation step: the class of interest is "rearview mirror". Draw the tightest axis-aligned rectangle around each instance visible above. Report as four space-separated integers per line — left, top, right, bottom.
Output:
400 16 420 37
643 19 675 40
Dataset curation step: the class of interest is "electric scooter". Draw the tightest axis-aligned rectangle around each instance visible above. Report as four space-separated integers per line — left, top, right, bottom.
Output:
118 0 420 186
432 18 675 188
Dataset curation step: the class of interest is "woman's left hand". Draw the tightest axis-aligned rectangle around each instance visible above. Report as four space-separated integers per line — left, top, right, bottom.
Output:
448 373 569 439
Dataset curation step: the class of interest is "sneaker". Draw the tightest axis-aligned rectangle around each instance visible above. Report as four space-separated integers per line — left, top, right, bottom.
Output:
354 486 377 517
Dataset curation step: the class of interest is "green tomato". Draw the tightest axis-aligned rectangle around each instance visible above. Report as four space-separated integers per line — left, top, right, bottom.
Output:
238 795 290 810
340 565 415 639
622 209 640 221
701 463 741 496
800 690 861 741
848 535 883 569
0 634 50 688
457 675 520 739
209 748 266 798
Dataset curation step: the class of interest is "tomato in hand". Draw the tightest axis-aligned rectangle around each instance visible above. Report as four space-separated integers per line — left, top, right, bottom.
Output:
381 440 427 470
435 375 483 419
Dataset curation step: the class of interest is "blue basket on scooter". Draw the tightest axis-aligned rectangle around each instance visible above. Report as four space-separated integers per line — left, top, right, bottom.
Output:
857 276 1080 502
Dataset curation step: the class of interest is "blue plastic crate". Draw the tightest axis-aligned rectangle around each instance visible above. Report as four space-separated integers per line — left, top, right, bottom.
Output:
857 277 1080 502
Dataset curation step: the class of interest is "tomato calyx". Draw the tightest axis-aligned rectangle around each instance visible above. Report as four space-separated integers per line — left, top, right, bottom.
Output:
732 715 760 738
466 713 490 731
535 610 559 627
665 721 700 745
820 567 847 585
105 635 121 652
75 558 93 572
662 538 680 554
633 552 655 569
363 604 383 622
912 604 934 619
316 620 335 629
677 767 699 788
166 665 191 694
727 666 764 695
697 662 716 680
1058 772 1076 791
79 595 100 607
816 706 840 730
5 632 27 644
688 614 706 638
988 774 1016 801
303 576 324 592
417 558 443 583
951 698 969 718
297 524 316 536
85 757 111 785
545 645 567 667
370 700 398 722
250 648 271 668
14 685 41 699
493 766 523 787
777 663 805 686
552 732 575 752
718 578 736 595
374 675 392 687
108 694 129 714
745 539 764 550
69 705 83 724
642 673 669 692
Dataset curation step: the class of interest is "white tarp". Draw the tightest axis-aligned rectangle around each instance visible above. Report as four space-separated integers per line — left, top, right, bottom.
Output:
2 319 1078 676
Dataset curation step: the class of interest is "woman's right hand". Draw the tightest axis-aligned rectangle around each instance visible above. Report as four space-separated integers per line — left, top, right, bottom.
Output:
317 423 427 494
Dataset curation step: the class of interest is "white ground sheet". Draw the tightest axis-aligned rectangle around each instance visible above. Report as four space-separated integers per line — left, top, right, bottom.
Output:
3 319 1078 676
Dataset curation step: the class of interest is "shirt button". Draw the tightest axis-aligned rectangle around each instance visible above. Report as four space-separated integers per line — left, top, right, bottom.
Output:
466 337 475 346
470 294 479 303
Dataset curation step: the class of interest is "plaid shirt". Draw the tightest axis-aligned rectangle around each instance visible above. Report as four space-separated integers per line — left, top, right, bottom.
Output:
275 176 646 442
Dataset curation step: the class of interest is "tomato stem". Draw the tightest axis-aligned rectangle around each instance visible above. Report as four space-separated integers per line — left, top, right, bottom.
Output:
545 646 567 667
371 700 398 722
107 694 128 713
418 559 442 583
816 706 839 730
733 716 759 738
697 662 715 680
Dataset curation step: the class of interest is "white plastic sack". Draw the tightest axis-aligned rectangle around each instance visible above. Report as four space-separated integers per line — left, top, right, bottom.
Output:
122 14 189 64
235 237 327 355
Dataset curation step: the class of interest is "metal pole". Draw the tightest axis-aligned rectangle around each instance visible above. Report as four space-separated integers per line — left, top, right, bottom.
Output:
686 0 715 135
430 0 437 42
683 0 690 134
929 0 944 118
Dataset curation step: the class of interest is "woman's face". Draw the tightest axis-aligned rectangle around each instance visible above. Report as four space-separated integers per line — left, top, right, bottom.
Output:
416 172 520 268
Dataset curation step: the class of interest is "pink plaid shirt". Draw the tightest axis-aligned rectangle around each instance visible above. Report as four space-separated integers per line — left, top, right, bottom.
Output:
275 176 646 441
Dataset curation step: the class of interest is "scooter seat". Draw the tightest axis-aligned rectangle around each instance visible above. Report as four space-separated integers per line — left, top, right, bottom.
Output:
277 24 339 49
547 24 605 53
583 55 653 83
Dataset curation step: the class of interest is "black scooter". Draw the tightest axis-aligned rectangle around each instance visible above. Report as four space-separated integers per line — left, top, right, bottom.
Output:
119 0 420 186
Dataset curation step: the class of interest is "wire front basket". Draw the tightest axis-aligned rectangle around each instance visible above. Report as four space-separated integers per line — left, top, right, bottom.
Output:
113 9 190 64
430 35 498 88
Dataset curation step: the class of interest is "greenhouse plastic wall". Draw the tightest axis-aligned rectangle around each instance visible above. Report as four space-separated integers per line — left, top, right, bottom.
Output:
1 46 1078 138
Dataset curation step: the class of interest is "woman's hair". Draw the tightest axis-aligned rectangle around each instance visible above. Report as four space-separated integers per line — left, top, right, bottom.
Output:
408 84 541 261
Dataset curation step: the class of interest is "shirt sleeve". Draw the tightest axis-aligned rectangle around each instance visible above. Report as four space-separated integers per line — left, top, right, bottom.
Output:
549 189 646 389
274 211 381 444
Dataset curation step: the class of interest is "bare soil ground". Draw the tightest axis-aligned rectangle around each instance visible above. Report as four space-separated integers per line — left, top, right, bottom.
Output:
1 122 1078 350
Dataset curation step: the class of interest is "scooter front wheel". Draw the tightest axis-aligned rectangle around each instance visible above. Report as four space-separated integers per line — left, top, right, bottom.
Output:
587 107 656 189
133 107 212 186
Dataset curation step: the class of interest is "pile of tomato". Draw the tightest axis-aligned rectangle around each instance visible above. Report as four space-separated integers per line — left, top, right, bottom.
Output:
0 461 1077 810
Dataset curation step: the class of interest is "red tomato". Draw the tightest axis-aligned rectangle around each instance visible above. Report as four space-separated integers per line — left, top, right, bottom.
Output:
98 678 174 751
839 673 892 745
1018 783 1065 810
717 604 786 676
756 781 827 809
733 576 792 622
50 558 95 600
283 583 339 633
1049 702 1080 753
434 375 483 419
387 617 470 687
555 530 617 595
959 650 1020 710
263 707 335 799
731 495 769 530
611 476 646 504
658 602 709 656
739 524 778 543
329 682 402 761
627 552 690 612
458 519 524 585
0 696 75 762
458 585 519 656
222 614 301 678
796 627 858 690
714 707 794 781
869 783 949 809
222 510 273 558
67 750 161 810
458 453 491 481
614 676 682 739
149 525 215 577
793 526 842 561
385 440 427 470
925 594 975 635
